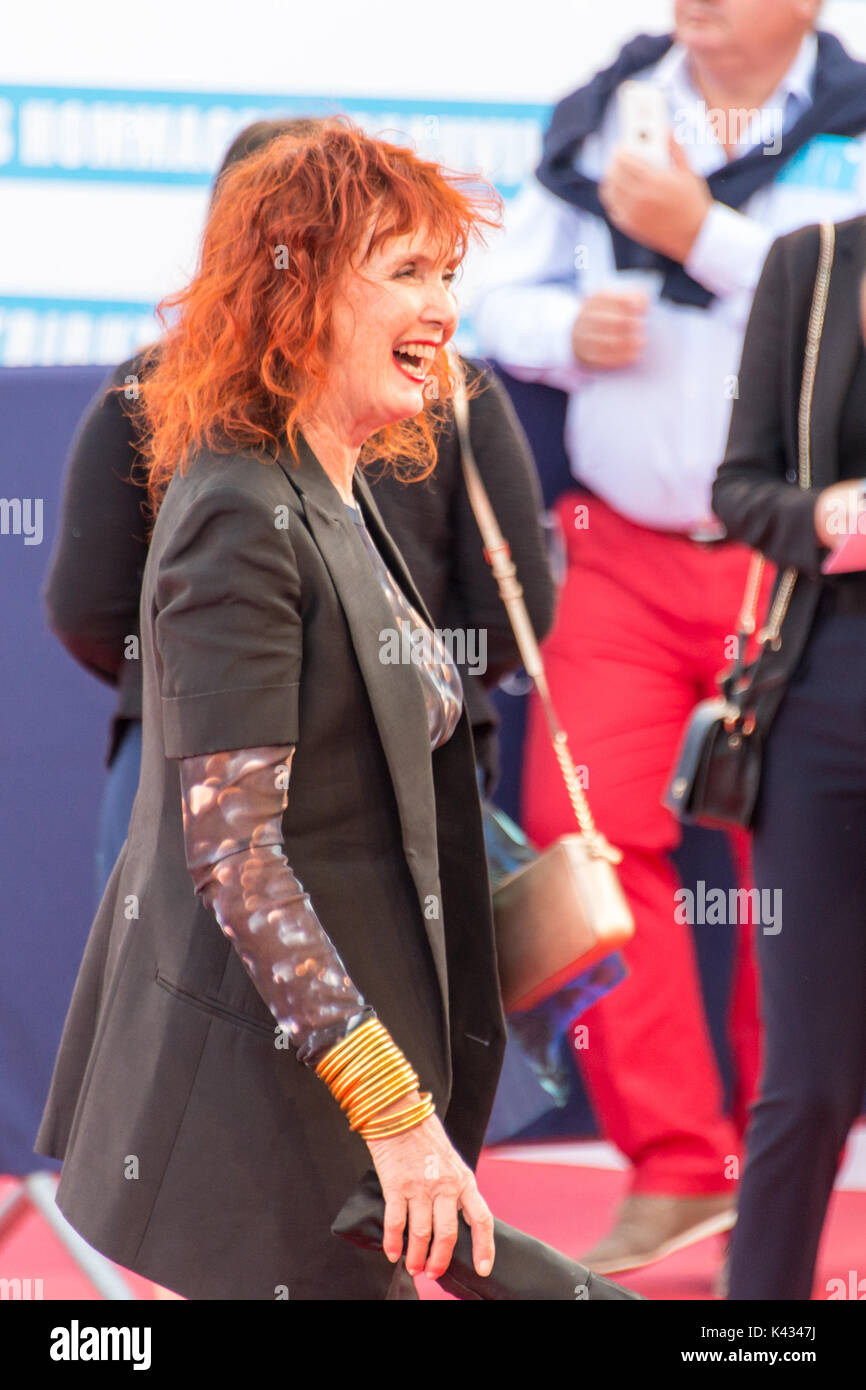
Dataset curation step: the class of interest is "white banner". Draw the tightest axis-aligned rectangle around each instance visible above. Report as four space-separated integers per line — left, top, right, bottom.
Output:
3 0 866 365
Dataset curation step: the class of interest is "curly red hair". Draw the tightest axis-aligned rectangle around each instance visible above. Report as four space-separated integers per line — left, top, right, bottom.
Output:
129 117 501 514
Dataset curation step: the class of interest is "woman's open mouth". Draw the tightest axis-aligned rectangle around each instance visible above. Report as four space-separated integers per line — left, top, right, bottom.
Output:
392 341 437 384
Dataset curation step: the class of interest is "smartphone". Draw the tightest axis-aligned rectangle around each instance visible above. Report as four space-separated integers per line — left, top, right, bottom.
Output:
617 81 671 168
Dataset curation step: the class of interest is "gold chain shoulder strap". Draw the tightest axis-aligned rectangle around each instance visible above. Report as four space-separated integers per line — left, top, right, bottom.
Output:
736 220 836 649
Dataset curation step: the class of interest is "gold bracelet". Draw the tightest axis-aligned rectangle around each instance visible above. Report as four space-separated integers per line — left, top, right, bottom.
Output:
316 1020 382 1085
348 1076 420 1132
325 1027 406 1090
359 1093 436 1140
316 1019 432 1134
328 1039 394 1099
317 1020 399 1089
331 1056 417 1118
338 1055 418 1109
360 1094 434 1134
328 1032 407 1092
344 1064 419 1130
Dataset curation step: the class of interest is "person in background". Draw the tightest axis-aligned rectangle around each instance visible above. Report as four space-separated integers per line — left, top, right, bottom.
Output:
43 119 556 904
712 216 866 1300
472 0 866 1275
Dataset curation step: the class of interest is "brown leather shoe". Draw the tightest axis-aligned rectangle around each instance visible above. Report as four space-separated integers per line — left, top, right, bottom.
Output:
579 1193 737 1275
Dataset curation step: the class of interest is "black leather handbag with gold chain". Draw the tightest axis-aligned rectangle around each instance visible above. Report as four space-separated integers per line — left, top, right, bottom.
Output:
664 219 836 831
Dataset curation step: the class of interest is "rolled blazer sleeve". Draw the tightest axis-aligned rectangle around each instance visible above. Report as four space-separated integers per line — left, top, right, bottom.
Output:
712 230 827 578
155 481 302 757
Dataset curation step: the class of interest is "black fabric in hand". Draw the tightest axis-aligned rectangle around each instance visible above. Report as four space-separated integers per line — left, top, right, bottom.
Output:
331 1167 644 1301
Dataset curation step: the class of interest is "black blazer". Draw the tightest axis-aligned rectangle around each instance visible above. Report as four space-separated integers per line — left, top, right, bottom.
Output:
35 437 508 1299
712 214 866 721
43 355 556 789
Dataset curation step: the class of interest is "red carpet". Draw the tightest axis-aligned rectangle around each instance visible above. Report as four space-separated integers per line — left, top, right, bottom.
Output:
419 1149 866 1300
3 1146 865 1300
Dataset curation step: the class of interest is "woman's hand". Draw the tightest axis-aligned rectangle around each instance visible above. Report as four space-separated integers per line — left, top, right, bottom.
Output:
365 1095 495 1281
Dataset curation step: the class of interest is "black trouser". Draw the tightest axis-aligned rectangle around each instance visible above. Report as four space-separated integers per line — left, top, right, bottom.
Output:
728 610 866 1300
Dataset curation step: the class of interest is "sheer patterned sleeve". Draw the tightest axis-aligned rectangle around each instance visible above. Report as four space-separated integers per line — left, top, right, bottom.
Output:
179 741 375 1068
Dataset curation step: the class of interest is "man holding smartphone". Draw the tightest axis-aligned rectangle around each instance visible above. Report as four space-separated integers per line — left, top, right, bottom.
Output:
474 0 866 1277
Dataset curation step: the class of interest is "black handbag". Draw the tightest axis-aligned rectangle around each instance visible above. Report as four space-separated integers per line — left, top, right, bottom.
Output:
664 219 836 832
662 618 774 831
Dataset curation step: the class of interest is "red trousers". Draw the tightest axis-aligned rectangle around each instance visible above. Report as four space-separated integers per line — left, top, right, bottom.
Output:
522 494 770 1195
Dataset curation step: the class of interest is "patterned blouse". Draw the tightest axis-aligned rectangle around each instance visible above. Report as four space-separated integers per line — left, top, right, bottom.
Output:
343 498 463 749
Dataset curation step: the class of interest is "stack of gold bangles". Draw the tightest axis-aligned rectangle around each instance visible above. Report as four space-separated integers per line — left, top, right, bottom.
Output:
315 1018 435 1140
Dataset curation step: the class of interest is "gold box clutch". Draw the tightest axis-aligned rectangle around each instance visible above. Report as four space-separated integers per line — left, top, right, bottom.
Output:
494 834 634 1013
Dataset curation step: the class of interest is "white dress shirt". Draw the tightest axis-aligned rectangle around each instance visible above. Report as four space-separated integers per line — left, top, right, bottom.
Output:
471 33 866 532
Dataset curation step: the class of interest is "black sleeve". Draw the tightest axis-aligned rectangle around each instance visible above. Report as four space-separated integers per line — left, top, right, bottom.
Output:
42 354 150 686
155 480 303 757
711 232 827 578
441 360 557 689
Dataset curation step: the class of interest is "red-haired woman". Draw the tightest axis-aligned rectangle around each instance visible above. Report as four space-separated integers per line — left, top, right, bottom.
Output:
35 121 637 1302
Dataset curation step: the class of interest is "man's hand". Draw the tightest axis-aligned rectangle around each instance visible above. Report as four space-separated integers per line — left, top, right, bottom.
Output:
599 135 712 263
572 290 648 369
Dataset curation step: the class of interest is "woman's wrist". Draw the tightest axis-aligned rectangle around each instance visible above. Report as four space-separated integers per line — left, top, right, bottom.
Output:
315 1019 435 1139
360 1090 435 1141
